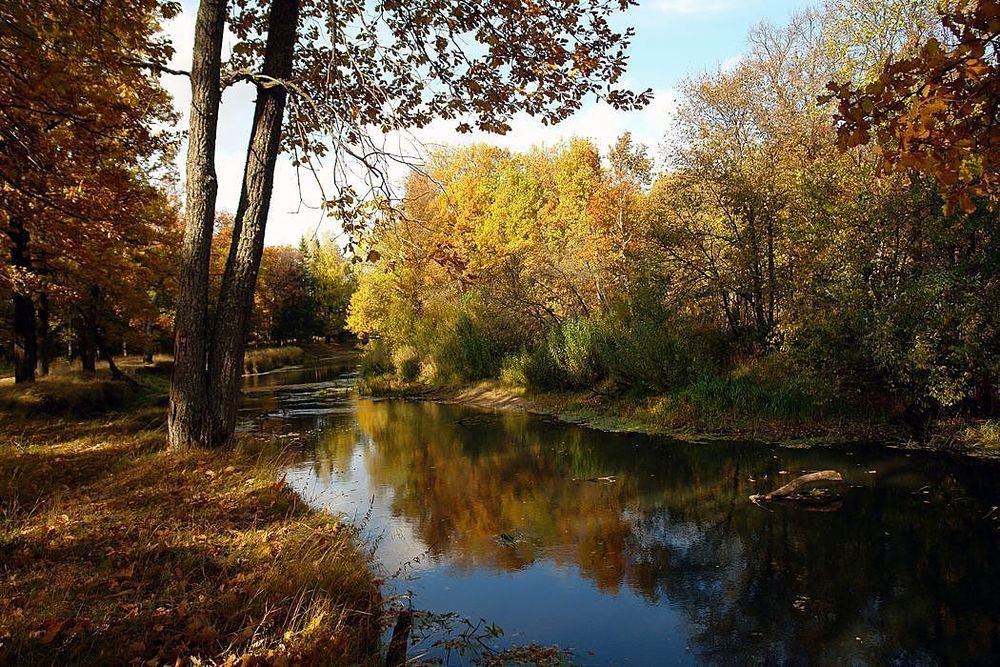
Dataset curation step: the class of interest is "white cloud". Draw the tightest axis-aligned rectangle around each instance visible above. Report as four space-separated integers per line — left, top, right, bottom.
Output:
406 87 678 161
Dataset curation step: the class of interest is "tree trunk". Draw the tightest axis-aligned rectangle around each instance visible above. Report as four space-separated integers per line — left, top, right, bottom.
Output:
77 315 97 373
10 219 37 383
206 0 299 447
37 290 50 376
95 326 129 382
168 0 229 450
13 293 37 383
142 319 154 363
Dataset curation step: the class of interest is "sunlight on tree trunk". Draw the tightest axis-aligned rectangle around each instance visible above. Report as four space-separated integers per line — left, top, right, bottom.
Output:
168 0 228 450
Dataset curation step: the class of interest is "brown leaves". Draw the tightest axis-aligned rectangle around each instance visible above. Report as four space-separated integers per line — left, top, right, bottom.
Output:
827 0 1000 214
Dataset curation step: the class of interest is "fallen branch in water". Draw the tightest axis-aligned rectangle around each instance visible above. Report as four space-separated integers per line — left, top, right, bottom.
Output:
750 470 844 503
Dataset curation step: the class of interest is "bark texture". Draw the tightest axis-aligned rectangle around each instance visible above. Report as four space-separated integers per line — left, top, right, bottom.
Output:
76 315 96 373
168 0 229 450
206 0 299 446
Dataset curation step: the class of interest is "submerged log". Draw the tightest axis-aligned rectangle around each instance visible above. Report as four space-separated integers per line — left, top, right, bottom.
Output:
750 470 843 503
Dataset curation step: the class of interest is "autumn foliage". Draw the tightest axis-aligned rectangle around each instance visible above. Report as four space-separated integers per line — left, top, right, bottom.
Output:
351 0 1000 422
827 0 1000 213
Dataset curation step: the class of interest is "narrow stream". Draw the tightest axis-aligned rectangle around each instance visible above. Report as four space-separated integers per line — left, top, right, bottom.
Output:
243 351 1000 665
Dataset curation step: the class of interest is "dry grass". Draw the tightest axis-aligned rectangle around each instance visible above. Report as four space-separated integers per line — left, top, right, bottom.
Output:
244 347 306 375
956 420 1000 454
0 403 381 665
0 374 139 418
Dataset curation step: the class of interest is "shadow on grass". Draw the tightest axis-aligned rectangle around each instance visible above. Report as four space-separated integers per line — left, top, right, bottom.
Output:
0 401 382 665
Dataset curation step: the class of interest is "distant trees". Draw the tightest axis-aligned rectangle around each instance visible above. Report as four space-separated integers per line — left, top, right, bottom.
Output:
252 236 354 345
350 0 1000 421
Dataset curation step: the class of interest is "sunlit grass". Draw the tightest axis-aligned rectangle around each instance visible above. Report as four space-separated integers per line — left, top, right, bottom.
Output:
244 346 306 374
959 420 1000 453
0 399 381 664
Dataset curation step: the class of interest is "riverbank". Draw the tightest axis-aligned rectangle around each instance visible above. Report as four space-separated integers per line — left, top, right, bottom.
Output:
361 376 1000 457
0 375 381 665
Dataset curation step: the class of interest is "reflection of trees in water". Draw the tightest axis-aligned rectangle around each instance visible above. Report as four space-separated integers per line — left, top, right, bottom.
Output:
307 400 1000 664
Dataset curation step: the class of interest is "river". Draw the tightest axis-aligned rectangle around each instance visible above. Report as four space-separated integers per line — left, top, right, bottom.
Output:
241 350 1000 665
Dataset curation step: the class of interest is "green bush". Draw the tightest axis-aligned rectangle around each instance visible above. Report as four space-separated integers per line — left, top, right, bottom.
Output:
499 352 531 388
552 318 609 388
650 367 838 428
391 345 421 381
598 319 695 392
358 339 393 378
445 314 504 380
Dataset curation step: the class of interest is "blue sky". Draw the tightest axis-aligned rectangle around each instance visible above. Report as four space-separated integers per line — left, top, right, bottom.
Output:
164 0 814 245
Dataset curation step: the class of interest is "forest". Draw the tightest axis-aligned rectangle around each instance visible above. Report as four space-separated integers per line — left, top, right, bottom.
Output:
1 0 999 664
348 2 1000 443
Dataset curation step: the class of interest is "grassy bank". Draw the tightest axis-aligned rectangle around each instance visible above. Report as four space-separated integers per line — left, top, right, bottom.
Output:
0 378 381 665
361 374 1000 457
244 346 306 375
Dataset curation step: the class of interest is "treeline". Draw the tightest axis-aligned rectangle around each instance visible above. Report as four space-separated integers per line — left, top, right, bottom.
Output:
349 0 999 429
0 210 355 376
252 239 355 345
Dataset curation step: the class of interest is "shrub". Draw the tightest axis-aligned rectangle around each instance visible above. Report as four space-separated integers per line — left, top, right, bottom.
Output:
553 318 609 388
647 366 838 430
358 339 393 378
591 317 699 393
499 352 531 388
391 345 421 381
452 314 502 380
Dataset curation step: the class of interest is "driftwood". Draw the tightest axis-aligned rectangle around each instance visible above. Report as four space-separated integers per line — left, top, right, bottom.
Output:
750 470 843 503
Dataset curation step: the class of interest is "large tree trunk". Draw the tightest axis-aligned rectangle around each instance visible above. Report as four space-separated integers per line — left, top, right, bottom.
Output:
10 219 37 384
206 0 299 447
37 290 50 376
168 0 229 450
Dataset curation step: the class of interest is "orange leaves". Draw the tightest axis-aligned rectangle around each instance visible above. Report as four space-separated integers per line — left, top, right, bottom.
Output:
828 0 1000 214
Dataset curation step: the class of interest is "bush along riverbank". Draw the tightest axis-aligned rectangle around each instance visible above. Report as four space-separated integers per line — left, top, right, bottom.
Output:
0 377 382 665
354 310 1000 457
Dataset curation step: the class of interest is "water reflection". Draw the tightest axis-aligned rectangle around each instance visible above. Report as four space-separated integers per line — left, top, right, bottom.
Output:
260 370 1000 664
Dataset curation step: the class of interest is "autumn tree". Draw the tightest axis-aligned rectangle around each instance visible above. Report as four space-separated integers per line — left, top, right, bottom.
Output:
169 0 650 448
591 133 651 303
0 0 179 382
302 235 355 341
826 0 1000 213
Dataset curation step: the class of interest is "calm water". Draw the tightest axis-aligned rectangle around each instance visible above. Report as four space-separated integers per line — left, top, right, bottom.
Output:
244 353 1000 665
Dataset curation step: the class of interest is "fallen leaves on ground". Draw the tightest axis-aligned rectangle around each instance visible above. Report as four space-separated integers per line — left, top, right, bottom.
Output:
0 410 381 665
